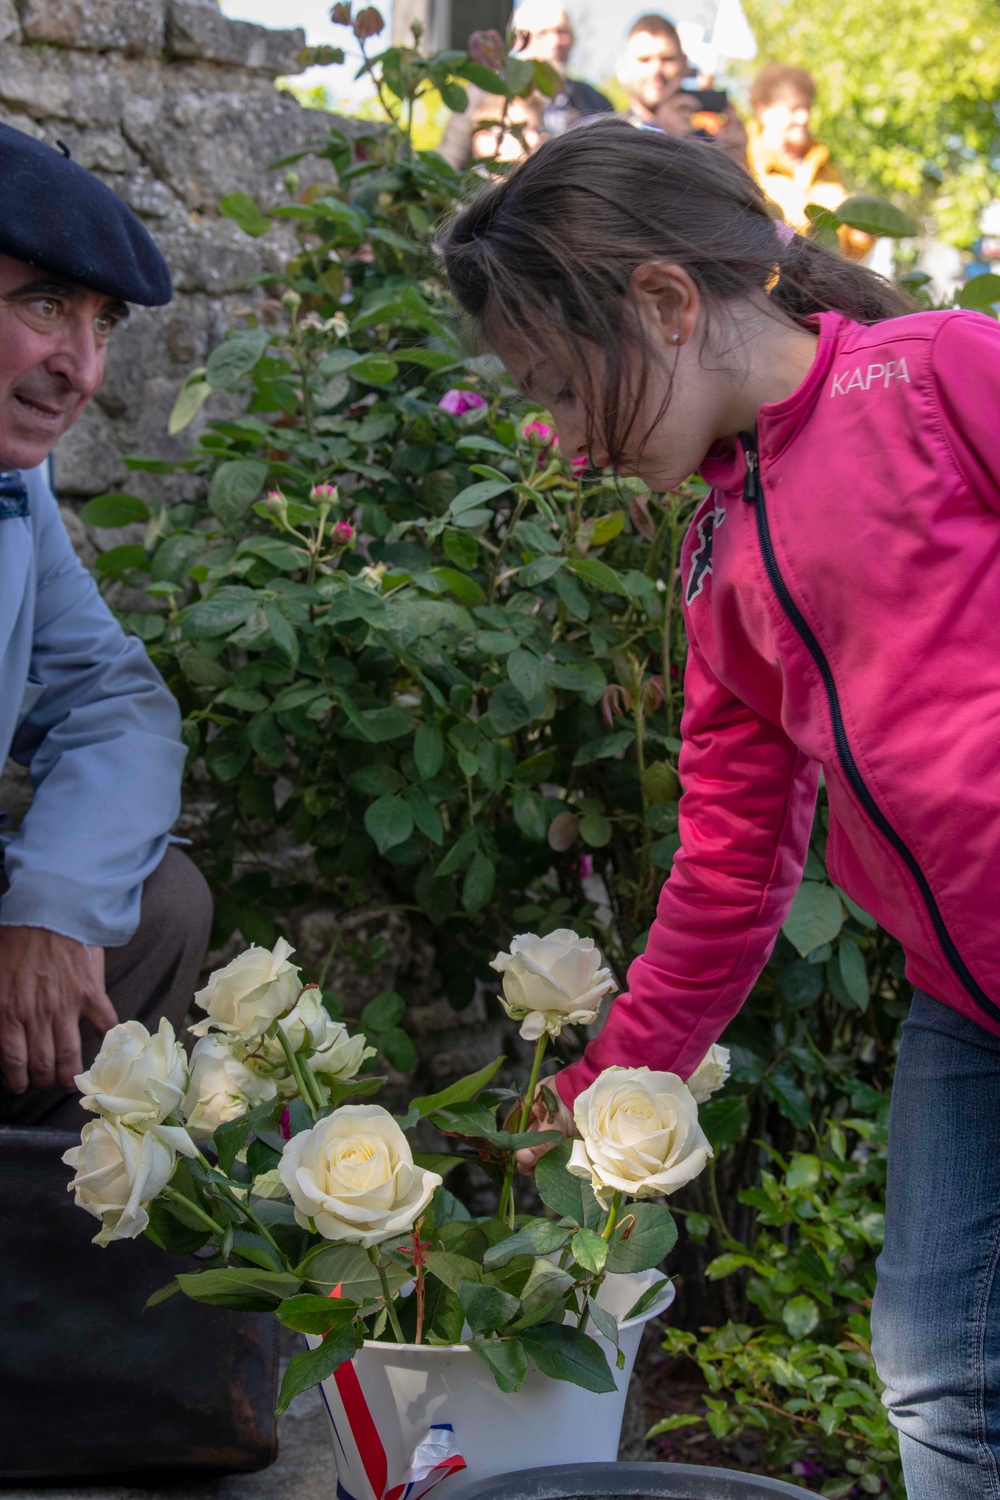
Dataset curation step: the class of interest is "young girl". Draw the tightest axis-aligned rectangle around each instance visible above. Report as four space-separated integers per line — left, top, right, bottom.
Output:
443 119 1000 1498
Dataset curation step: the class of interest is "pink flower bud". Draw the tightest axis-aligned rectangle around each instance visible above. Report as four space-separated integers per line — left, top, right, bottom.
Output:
353 5 384 39
264 488 286 508
279 1105 292 1141
438 388 489 415
523 419 556 448
468 29 506 70
570 455 588 474
331 520 355 547
311 482 338 502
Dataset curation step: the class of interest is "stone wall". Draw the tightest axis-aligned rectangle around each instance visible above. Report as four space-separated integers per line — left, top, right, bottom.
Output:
0 0 338 502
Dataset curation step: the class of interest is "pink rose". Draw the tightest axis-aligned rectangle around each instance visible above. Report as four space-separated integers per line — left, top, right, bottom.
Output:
331 521 356 547
570 455 588 475
438 388 488 416
524 419 557 449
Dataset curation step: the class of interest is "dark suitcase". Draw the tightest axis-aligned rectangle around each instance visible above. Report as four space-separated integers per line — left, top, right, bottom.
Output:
0 1127 280 1480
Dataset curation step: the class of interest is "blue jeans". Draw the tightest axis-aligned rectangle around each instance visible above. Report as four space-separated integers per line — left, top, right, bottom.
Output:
872 990 1000 1497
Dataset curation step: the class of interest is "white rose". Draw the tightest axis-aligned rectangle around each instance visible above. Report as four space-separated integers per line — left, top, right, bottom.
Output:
686 1044 731 1104
190 938 301 1039
62 1117 183 1247
75 1017 188 1127
567 1066 713 1207
256 988 374 1082
278 1104 441 1247
182 1035 278 1138
490 929 617 1041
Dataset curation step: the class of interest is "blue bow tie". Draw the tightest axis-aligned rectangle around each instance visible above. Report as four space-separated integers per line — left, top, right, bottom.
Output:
0 472 28 520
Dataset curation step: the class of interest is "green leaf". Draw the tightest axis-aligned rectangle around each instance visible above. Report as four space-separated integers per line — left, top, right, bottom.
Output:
834 194 917 238
957 273 1000 310
95 544 147 579
698 1096 749 1150
764 1068 811 1130
517 1324 616 1393
579 812 612 848
623 1277 673 1322
834 885 877 929
434 826 478 879
144 1198 210 1255
425 1250 484 1293
361 990 406 1030
176 1268 302 1310
450 478 511 514
381 1026 417 1073
535 1140 603 1229
364 795 415 853
214 1096 282 1175
263 602 299 666
276 1294 360 1334
458 1278 520 1336
782 881 844 958
462 849 495 913
512 788 549 842
208 460 268 526
508 647 544 701
778 958 824 1010
205 330 272 391
409 1056 505 1119
782 1294 820 1340
248 713 286 769
838 935 870 1010
511 1258 576 1329
572 731 635 767
219 190 271 237
605 1201 678 1274
80 492 150 528
300 1242 408 1300
434 567 484 608
469 1336 529 1392
443 530 478 569
571 1227 609 1275
414 723 445 778
350 354 399 386
276 1322 356 1414
182 586 257 639
591 511 625 546
483 1219 571 1270
488 682 539 735
168 377 211 435
785 1153 821 1191
440 79 469 112
565 557 630 597
457 60 508 94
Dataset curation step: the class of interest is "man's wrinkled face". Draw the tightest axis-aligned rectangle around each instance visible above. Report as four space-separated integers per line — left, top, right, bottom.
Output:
514 3 574 72
619 28 687 111
0 253 126 471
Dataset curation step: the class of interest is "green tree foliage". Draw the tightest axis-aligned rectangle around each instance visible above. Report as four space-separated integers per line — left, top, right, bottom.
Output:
742 0 1000 243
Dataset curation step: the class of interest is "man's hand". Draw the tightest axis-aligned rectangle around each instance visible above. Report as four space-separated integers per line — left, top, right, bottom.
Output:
515 1072 576 1175
0 926 116 1092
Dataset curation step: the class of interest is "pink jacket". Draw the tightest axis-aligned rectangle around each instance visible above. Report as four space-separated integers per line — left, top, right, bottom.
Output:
558 308 1000 1107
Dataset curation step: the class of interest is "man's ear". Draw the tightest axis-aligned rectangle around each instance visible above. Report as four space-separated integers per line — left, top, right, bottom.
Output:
630 260 700 348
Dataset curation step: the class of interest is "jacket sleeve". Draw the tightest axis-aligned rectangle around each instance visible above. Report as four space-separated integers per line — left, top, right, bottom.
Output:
556 626 819 1108
932 310 1000 511
0 469 187 947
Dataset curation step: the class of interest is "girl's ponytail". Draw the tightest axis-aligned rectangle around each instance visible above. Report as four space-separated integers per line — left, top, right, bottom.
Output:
769 231 910 324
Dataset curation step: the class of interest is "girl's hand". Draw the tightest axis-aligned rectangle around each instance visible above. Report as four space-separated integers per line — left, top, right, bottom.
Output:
515 1072 575 1175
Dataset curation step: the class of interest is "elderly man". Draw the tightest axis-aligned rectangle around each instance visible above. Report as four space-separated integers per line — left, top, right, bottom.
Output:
438 0 613 170
0 124 210 1130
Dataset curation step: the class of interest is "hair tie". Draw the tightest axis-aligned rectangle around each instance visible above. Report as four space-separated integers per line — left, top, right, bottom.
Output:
775 220 795 245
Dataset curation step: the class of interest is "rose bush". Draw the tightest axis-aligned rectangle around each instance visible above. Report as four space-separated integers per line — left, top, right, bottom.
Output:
278 1103 441 1245
568 1067 714 1207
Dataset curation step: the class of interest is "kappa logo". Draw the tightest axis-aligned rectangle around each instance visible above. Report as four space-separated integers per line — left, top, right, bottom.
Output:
686 504 726 605
830 357 910 397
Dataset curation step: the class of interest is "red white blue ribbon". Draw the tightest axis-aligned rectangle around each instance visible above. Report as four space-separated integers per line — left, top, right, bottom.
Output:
321 1284 467 1500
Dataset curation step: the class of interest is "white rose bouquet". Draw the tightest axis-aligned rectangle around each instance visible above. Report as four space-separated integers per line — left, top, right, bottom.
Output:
65 931 721 1416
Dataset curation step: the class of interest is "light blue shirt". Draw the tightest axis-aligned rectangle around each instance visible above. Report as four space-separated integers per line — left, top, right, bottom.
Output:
0 464 185 947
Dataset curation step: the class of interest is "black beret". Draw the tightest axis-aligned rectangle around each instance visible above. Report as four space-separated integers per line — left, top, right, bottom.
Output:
0 124 172 307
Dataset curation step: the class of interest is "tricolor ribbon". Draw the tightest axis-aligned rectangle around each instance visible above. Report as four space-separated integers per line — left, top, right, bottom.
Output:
320 1283 467 1500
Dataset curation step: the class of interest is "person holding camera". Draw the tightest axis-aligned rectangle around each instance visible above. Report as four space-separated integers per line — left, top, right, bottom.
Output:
617 14 748 169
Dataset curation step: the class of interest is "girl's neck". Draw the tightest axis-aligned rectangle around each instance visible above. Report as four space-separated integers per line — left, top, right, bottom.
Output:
715 306 820 441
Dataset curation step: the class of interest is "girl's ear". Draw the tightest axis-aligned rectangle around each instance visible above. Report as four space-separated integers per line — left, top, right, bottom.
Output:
630 261 700 348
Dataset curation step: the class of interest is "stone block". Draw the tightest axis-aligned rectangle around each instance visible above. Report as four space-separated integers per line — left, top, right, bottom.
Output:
165 1 305 75
0 0 19 44
16 0 164 55
0 48 125 127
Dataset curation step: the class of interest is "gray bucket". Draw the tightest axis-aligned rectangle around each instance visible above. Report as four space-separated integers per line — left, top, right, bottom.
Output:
443 1459 815 1499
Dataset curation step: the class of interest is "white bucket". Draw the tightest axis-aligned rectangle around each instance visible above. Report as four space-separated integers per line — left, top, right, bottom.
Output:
313 1269 675 1500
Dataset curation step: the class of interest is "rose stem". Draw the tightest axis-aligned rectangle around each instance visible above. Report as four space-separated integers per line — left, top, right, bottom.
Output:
191 1146 288 1266
275 1024 319 1122
600 1190 625 1242
368 1248 406 1343
161 1185 226 1238
497 1032 549 1228
299 1054 328 1114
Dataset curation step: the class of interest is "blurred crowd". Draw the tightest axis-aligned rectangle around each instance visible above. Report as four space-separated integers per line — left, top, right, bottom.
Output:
438 0 872 261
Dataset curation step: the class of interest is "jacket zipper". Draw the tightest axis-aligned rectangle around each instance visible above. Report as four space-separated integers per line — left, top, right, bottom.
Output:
738 430 1000 1027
